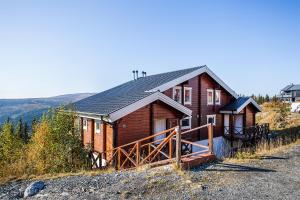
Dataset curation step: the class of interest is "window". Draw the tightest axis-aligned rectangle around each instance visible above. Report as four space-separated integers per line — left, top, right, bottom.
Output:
207 89 214 105
184 87 192 105
215 90 221 105
173 86 182 103
83 118 88 130
95 120 102 134
181 116 192 129
207 115 216 126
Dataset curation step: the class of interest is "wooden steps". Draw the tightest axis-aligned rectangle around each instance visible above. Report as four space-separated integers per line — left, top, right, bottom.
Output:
181 153 216 170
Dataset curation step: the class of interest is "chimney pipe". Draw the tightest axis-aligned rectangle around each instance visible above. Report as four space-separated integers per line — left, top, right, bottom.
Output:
136 70 139 79
132 70 136 80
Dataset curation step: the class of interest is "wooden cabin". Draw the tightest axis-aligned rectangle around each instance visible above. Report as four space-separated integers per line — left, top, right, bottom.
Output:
74 66 262 156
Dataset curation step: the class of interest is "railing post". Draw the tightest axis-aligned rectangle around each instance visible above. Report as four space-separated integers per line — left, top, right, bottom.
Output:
117 148 121 170
175 126 181 168
169 135 173 159
136 142 141 166
208 124 214 155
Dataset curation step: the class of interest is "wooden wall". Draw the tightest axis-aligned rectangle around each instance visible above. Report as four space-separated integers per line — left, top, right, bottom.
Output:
164 73 235 139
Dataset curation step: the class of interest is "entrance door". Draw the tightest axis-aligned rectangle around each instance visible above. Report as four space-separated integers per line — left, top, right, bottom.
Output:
234 115 243 135
154 119 166 144
224 114 230 135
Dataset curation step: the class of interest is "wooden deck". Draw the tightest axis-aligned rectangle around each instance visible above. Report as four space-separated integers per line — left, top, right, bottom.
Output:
89 124 216 170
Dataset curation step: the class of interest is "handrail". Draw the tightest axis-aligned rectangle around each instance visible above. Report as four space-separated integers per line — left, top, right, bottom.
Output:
106 126 177 151
89 123 214 170
181 124 210 135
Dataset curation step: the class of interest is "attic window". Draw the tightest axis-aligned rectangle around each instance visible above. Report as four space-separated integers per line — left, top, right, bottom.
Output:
184 87 192 105
215 90 221 105
207 89 214 105
173 86 182 103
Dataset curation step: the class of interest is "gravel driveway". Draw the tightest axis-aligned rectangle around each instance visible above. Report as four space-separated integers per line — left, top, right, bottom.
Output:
1 144 299 199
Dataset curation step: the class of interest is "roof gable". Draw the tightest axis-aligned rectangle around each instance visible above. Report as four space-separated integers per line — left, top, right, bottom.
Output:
220 97 262 114
146 66 239 98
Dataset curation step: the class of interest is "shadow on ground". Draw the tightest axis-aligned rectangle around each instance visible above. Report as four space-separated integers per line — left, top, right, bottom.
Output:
190 161 276 173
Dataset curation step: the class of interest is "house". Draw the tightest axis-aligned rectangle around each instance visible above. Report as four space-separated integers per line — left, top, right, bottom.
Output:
278 84 300 112
278 84 300 103
73 66 262 156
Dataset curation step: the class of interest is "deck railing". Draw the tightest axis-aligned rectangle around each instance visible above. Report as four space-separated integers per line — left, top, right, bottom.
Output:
89 124 214 170
224 123 270 141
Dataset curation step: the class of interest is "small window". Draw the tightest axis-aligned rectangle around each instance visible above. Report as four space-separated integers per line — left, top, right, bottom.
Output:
184 87 192 105
207 89 214 105
181 116 192 129
83 118 88 130
173 86 182 103
215 90 221 105
207 115 216 126
95 121 102 134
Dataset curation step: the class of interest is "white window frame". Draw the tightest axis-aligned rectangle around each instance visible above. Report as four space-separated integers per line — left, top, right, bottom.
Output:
83 118 88 130
215 90 221 105
95 120 102 134
181 116 192 130
173 86 182 103
207 89 214 105
184 87 192 105
207 115 216 126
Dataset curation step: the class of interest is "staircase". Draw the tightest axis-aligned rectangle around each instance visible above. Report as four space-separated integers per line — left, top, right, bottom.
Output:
89 124 215 170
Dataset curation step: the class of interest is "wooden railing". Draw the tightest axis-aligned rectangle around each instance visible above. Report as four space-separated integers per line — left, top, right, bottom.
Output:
89 124 214 170
224 123 270 141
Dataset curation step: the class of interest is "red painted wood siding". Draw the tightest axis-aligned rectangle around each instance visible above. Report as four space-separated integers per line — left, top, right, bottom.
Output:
83 119 93 147
116 102 184 146
245 105 256 127
164 73 235 139
117 105 151 146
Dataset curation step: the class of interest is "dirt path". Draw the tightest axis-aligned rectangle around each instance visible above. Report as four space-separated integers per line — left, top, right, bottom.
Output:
1 144 300 199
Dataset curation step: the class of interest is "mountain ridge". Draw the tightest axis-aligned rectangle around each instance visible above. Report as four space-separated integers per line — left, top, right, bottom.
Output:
0 93 96 125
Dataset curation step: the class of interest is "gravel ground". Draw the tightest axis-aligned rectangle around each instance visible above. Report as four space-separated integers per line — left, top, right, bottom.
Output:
1 144 300 200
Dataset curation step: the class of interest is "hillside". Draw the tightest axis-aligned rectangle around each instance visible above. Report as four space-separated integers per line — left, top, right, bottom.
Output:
0 93 95 125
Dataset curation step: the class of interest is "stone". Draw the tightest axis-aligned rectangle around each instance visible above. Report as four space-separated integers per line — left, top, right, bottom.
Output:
24 181 45 198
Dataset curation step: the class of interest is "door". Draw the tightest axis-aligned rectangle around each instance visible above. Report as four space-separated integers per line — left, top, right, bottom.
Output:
224 114 230 135
234 115 243 135
154 119 166 144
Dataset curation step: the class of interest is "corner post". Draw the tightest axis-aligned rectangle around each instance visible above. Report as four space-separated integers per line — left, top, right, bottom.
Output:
208 124 214 155
136 142 141 166
175 126 181 168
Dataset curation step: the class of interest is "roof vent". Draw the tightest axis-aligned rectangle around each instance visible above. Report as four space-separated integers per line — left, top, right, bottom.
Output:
132 70 139 80
142 71 147 77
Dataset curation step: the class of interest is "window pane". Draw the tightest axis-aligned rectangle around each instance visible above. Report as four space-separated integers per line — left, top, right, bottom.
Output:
208 91 213 104
174 88 181 103
185 89 190 103
96 122 100 130
215 91 220 104
182 119 189 127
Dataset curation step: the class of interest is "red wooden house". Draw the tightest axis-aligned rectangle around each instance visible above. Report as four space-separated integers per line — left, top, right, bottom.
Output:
74 66 261 158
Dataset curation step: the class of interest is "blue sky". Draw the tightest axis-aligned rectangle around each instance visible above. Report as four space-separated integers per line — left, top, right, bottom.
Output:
0 0 299 98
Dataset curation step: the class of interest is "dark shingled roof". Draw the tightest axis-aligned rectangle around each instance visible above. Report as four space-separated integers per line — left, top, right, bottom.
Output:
74 66 205 115
282 84 300 92
220 97 251 112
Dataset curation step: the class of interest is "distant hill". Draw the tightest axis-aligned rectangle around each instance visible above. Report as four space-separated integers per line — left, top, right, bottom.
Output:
0 93 95 125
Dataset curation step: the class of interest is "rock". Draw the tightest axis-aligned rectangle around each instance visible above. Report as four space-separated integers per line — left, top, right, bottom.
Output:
202 185 208 191
24 181 45 198
61 192 70 196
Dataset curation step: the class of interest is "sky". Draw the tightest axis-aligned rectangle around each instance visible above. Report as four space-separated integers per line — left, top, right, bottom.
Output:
0 0 299 99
